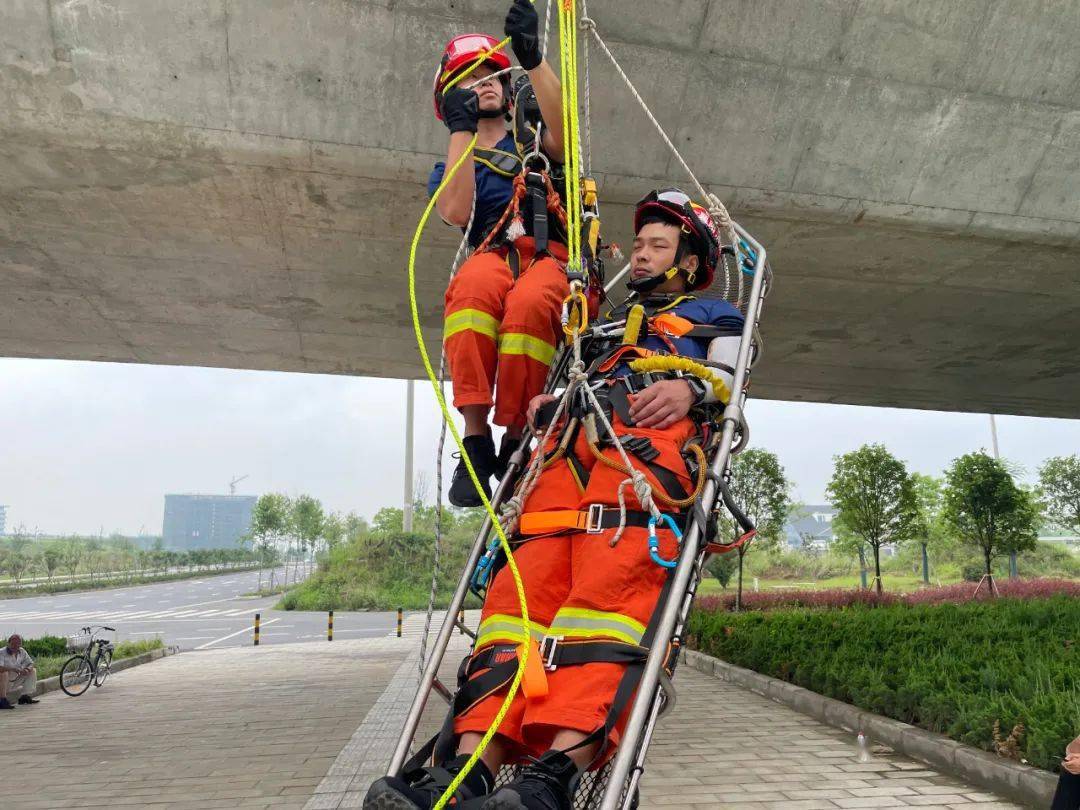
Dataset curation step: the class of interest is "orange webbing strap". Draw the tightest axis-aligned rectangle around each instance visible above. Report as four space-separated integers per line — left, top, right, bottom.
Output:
651 312 695 338
519 510 591 535
518 641 549 699
705 529 757 556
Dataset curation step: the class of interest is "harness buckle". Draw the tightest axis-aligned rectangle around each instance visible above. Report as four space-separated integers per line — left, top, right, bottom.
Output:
586 504 605 534
539 634 564 671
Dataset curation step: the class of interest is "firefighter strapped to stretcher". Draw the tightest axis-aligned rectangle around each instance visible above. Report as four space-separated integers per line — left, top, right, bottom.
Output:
377 2 772 809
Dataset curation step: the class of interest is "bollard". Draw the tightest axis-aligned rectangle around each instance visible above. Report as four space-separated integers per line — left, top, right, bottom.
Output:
254 612 261 646
328 609 334 642
458 608 465 634
397 607 403 638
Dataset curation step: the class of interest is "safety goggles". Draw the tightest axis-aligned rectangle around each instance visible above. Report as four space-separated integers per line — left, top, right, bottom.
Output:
638 188 693 209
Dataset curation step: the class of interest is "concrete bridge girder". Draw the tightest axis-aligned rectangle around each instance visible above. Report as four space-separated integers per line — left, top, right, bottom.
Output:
2 0 1080 416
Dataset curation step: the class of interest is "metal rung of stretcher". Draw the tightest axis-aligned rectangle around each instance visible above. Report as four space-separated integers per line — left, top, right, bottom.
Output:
386 222 770 810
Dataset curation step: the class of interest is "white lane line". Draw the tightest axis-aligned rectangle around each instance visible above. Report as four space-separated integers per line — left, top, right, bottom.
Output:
122 604 136 608
176 636 216 641
195 618 279 650
125 630 165 635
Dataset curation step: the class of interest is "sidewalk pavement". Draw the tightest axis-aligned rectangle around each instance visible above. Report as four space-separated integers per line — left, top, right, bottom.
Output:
0 614 1026 810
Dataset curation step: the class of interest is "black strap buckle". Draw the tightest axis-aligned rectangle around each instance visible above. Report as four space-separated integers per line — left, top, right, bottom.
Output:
586 503 605 534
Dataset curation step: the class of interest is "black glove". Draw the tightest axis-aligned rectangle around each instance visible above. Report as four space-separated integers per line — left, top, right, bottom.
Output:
505 0 542 71
440 87 480 134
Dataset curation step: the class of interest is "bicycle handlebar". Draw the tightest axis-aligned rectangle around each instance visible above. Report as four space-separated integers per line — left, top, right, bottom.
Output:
103 626 116 632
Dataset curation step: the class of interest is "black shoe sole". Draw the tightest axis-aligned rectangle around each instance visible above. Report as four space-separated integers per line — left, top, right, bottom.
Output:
363 779 425 810
480 789 529 810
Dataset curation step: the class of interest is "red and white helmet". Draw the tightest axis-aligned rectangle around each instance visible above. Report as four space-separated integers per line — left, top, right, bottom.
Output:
433 33 512 121
634 188 721 290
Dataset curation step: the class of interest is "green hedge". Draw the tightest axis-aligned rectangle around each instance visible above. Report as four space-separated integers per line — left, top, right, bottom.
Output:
686 596 1080 772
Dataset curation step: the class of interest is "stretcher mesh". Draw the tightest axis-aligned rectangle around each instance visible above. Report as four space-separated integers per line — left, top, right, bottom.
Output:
495 761 635 810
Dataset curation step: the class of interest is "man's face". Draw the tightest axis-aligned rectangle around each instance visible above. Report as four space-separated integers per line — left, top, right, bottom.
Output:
631 221 697 292
7 635 21 653
467 65 504 116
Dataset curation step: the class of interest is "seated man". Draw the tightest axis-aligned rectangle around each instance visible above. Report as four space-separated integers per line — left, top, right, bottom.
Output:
0 634 39 709
367 188 745 810
1052 733 1080 810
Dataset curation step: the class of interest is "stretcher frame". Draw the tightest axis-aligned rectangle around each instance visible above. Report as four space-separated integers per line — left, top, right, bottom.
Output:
387 220 770 810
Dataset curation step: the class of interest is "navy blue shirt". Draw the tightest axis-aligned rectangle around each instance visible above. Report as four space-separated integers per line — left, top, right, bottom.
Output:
605 295 745 375
428 134 517 248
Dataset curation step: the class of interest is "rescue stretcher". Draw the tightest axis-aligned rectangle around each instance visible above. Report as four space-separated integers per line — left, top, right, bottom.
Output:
386 220 771 810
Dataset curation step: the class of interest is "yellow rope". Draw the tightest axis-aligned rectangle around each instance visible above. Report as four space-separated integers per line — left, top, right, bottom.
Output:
408 136 532 810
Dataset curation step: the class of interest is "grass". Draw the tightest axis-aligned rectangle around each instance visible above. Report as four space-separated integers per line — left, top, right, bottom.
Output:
28 637 166 680
0 564 269 600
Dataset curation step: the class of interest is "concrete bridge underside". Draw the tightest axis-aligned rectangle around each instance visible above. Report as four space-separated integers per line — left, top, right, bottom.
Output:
3 1 1080 417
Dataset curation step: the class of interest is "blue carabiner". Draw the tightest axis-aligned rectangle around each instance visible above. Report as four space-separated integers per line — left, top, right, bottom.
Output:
648 514 684 569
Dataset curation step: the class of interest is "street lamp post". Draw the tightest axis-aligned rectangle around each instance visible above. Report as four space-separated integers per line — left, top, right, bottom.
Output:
989 415 1018 579
404 380 415 533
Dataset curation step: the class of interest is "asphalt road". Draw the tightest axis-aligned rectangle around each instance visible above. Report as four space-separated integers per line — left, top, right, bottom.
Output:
0 567 403 650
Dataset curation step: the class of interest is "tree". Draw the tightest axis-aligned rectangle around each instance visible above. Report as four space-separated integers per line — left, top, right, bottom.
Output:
41 542 63 581
726 448 791 610
291 495 325 581
827 444 917 595
321 513 346 556
943 452 1039 593
61 538 83 580
250 493 290 589
1038 455 1080 535
908 473 950 585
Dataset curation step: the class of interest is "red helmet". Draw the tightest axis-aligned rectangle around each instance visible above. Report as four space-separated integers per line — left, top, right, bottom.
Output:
433 34 512 121
634 188 721 290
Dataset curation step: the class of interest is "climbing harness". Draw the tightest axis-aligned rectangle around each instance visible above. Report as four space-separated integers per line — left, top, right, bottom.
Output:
398 3 775 809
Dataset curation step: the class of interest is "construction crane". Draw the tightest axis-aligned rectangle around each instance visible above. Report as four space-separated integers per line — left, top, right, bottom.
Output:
228 475 249 495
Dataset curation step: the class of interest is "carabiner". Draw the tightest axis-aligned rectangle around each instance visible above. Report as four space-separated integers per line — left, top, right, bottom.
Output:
561 287 590 338
647 514 683 569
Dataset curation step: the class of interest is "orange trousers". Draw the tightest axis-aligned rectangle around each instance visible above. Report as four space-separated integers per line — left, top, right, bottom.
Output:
444 238 569 433
454 414 696 763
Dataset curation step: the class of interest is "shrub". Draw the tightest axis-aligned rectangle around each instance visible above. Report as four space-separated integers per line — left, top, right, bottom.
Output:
697 577 1080 613
687 594 1080 772
280 529 482 611
17 635 67 658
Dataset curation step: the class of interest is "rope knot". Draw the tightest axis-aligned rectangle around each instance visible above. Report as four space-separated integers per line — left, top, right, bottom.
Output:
579 16 596 31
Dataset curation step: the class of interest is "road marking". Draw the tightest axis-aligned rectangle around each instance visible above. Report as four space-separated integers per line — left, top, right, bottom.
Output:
125 630 165 635
196 618 279 649
176 636 216 641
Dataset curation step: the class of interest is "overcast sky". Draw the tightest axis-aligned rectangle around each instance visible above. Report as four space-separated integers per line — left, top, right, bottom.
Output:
2 357 1079 537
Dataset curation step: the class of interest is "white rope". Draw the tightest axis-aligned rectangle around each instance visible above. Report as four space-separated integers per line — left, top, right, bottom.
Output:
578 16 738 255
581 0 593 176
542 0 553 60
463 64 524 91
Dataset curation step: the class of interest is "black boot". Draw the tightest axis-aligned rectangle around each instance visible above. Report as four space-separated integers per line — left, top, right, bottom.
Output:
449 434 498 508
364 754 494 810
481 750 577 810
17 695 39 705
493 433 524 483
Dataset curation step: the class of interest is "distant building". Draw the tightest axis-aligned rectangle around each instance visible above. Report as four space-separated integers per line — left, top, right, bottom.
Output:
784 504 838 551
162 494 256 550
0 505 6 536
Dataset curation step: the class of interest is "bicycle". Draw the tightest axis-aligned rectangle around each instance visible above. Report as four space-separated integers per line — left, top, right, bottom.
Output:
59 626 115 697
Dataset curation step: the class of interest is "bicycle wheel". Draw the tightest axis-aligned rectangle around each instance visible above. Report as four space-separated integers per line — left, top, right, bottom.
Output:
60 655 93 696
94 650 113 688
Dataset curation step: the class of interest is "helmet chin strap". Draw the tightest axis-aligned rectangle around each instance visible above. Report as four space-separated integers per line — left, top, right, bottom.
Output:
627 242 687 294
